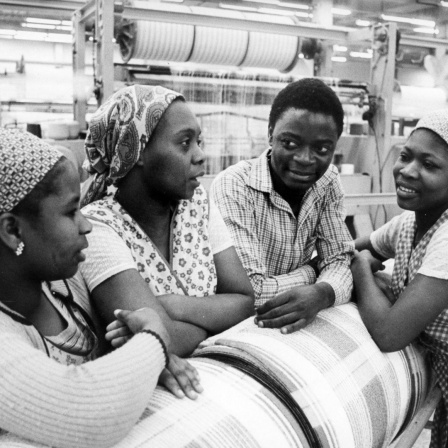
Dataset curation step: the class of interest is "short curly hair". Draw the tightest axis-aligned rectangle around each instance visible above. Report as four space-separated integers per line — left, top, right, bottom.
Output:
268 78 344 137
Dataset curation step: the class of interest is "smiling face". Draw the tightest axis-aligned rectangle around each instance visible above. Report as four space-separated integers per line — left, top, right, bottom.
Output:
393 128 448 221
141 100 205 201
20 160 92 280
269 108 339 193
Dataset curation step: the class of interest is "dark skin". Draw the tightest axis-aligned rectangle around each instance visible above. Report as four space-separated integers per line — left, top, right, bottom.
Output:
255 108 341 333
93 100 254 360
0 161 91 337
0 158 202 402
352 129 448 352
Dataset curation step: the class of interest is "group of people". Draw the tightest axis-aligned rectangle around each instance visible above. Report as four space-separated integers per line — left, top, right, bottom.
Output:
1 77 448 448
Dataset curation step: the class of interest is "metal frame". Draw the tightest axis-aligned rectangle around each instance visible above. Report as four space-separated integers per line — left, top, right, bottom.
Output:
71 1 448 158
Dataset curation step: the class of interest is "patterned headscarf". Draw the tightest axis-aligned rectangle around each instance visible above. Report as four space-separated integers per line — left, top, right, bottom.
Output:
81 84 183 206
0 129 62 214
411 109 448 147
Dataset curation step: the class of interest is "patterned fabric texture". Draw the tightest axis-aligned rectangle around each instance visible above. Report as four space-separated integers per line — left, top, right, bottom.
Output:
0 129 61 213
210 149 354 306
81 187 217 296
390 209 448 448
0 304 430 448
81 85 183 206
412 109 448 146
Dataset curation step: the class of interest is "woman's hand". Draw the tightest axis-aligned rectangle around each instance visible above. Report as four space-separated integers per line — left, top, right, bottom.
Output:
352 249 385 274
105 318 133 348
105 308 171 351
373 271 396 304
159 354 204 400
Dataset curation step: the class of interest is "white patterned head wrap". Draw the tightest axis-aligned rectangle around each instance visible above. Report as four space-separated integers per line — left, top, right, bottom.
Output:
81 84 183 206
412 109 448 147
0 129 62 214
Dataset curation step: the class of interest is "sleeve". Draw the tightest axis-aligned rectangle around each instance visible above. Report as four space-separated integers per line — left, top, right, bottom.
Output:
370 212 410 260
0 325 166 448
315 177 355 305
418 221 448 280
79 219 137 291
208 195 234 255
210 169 316 305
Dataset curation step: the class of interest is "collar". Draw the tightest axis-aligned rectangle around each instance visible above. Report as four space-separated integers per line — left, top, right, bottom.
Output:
247 148 338 199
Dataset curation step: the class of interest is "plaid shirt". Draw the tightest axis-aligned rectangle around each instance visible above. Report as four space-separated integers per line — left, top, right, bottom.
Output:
210 149 354 307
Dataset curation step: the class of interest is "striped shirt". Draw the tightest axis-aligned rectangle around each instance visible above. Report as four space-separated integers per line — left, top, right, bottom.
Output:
210 149 354 307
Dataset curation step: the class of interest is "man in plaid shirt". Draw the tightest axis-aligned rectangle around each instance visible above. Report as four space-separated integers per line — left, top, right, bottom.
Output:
210 78 354 334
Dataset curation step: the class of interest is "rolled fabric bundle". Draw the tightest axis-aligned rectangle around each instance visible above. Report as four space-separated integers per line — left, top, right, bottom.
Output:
0 304 430 448
122 303 430 448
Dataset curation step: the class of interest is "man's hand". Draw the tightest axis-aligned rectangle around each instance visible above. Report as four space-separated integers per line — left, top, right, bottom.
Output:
254 283 334 334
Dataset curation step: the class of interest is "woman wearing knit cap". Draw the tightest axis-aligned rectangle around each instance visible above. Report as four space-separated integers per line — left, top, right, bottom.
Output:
352 109 448 447
0 129 200 448
75 85 254 384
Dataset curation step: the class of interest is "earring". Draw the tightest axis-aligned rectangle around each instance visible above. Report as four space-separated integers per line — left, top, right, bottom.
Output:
15 241 24 256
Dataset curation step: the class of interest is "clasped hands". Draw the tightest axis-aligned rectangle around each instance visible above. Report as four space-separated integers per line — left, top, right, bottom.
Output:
105 308 203 400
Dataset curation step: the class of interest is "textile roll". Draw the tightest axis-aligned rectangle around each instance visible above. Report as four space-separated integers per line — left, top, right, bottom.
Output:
113 303 430 447
0 303 430 448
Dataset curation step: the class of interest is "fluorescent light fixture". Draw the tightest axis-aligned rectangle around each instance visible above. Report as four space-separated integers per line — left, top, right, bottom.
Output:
25 17 61 25
350 51 372 59
61 20 72 26
219 3 257 12
22 23 72 32
0 29 72 43
46 33 72 43
332 8 351 16
333 44 347 52
242 0 279 4
278 1 309 9
381 14 435 27
295 11 311 18
414 27 439 34
22 23 55 30
258 7 294 15
15 30 48 40
332 56 347 62
355 19 370 27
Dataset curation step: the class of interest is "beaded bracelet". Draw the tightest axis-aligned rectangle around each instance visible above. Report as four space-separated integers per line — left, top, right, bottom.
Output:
140 329 169 368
